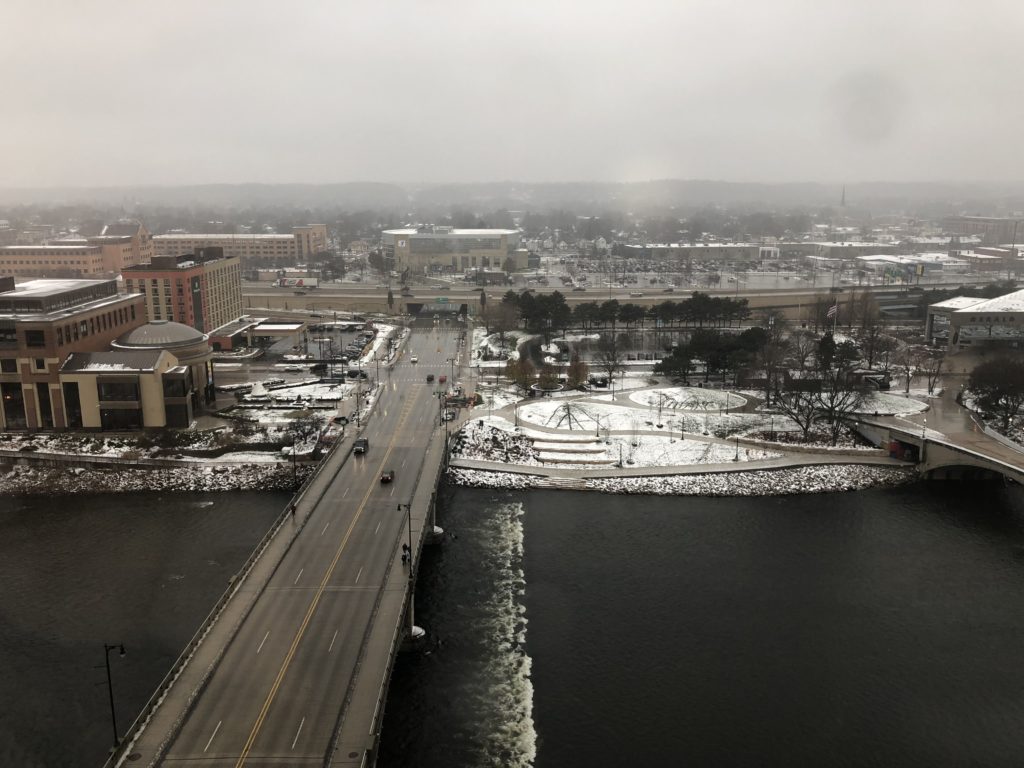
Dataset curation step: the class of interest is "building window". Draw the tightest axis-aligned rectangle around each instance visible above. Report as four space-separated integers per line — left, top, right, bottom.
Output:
98 381 139 401
34 358 45 371
0 358 15 373
25 330 45 347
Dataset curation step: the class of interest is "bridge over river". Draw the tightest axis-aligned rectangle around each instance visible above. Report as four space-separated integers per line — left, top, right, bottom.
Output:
109 324 462 768
853 374 1024 485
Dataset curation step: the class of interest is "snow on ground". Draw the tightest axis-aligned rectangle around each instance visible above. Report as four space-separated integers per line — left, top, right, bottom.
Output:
628 387 746 411
452 415 781 468
857 391 929 416
474 385 522 411
475 330 534 362
447 464 917 496
0 463 311 495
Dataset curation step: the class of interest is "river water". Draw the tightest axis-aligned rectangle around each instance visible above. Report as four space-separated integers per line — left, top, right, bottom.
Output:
378 481 1024 768
0 491 289 768
5 481 1024 767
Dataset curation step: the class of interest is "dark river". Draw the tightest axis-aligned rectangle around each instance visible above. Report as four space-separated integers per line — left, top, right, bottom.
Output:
4 481 1024 767
0 491 289 768
378 481 1024 768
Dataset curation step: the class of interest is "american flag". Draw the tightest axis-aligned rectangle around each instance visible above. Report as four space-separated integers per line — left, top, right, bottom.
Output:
826 304 838 319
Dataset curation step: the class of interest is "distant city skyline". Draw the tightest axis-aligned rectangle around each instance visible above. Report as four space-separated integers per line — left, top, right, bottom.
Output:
4 0 1023 187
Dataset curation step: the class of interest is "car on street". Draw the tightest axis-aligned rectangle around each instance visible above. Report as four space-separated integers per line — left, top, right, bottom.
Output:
380 469 395 483
410 355 418 363
439 374 447 383
353 438 369 454
426 374 435 382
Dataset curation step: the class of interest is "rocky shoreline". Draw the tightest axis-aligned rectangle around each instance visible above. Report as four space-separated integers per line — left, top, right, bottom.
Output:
447 464 919 496
0 463 314 495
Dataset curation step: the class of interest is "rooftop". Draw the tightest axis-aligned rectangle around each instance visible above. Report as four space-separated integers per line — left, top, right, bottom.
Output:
61 349 166 373
954 289 1024 315
383 228 518 236
153 233 293 241
114 320 208 348
930 296 989 311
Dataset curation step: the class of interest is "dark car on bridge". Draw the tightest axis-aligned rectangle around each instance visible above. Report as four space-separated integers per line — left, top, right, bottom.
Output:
380 469 394 483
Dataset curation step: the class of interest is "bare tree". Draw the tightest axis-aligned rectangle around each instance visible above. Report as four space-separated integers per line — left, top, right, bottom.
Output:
789 330 817 372
566 352 589 389
813 368 866 446
774 388 818 442
893 347 917 393
918 351 945 395
594 333 625 383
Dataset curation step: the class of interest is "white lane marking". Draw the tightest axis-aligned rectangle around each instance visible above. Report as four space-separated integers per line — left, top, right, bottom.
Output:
293 568 304 585
204 720 222 753
355 566 363 584
374 521 382 535
402 458 407 467
389 486 395 496
320 522 330 537
328 629 339 653
291 716 306 750
343 488 349 497
256 631 270 655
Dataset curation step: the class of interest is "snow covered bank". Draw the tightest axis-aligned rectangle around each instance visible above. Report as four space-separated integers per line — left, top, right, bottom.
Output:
0 463 312 495
447 464 917 496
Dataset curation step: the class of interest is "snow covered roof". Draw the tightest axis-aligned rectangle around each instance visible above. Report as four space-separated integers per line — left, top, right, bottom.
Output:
953 289 1024 315
61 349 166 373
930 296 988 310
115 320 208 348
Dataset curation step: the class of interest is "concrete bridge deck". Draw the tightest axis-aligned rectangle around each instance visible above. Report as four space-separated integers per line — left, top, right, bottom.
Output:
113 327 460 768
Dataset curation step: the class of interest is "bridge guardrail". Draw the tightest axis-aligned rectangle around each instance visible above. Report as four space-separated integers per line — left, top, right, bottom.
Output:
105 434 348 768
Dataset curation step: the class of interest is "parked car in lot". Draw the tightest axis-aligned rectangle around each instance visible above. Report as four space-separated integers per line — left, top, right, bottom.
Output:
410 355 418 364
347 369 361 378
426 374 435 382
439 374 447 383
442 410 456 421
380 469 395 483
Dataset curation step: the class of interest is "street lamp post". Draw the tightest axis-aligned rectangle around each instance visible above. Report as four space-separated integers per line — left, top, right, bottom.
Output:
102 643 126 751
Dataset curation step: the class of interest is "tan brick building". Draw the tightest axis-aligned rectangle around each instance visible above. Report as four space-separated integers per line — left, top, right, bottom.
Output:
0 277 146 430
152 225 328 268
122 248 243 333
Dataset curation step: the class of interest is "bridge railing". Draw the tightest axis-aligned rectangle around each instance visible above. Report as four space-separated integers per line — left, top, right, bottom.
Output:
105 434 348 768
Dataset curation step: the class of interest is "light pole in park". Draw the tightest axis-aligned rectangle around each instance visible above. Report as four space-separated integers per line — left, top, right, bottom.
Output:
101 643 126 752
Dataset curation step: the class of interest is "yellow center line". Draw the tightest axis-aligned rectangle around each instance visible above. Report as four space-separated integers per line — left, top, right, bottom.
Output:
234 394 416 767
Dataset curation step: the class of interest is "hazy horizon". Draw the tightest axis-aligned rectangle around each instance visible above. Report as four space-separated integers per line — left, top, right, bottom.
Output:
5 0 1023 188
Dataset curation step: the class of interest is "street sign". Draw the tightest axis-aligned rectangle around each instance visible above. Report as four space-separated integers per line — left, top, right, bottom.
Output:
436 297 449 303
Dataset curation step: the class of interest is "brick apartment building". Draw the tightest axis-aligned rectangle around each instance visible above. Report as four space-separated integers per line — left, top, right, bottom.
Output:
152 224 328 268
122 247 243 333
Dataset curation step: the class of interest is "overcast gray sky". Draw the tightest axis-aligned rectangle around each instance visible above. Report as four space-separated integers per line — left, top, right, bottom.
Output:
3 0 1022 187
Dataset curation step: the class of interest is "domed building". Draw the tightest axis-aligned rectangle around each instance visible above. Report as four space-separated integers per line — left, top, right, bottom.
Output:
111 320 216 407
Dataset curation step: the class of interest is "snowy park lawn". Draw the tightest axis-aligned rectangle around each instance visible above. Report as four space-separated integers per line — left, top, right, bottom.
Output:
629 387 746 411
453 415 781 469
856 391 928 416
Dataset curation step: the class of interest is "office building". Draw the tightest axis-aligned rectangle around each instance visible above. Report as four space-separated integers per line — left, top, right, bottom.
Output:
122 247 243 333
0 220 154 279
152 225 328 268
0 277 146 430
381 226 525 275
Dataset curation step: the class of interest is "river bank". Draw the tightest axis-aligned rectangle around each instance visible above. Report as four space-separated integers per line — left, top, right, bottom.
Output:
0 462 313 494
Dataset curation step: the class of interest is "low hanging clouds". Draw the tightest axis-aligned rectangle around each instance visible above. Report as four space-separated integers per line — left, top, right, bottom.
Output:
1 0 1021 186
